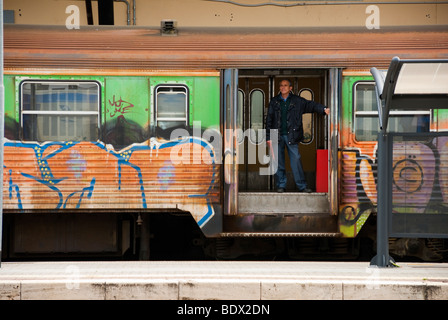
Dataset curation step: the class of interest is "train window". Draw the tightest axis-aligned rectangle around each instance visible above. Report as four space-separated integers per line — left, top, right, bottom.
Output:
354 83 378 141
354 82 431 141
249 89 264 144
237 89 245 144
155 85 188 130
299 88 314 144
237 89 244 131
21 81 100 142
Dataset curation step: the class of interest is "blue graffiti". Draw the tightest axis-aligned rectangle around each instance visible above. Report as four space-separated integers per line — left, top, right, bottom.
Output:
8 169 23 210
65 178 96 209
4 136 217 226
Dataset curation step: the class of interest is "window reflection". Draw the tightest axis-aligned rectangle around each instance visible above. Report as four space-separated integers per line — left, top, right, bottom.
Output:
299 88 314 144
21 81 99 142
354 82 430 141
155 85 188 130
250 89 264 144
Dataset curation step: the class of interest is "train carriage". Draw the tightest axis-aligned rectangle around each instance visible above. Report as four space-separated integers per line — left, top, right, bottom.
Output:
2 24 448 260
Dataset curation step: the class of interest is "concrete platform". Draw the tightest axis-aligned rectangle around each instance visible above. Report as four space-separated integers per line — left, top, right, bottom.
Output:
0 260 447 300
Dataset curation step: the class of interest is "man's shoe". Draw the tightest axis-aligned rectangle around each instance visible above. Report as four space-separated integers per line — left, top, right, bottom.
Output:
299 188 312 193
277 188 285 193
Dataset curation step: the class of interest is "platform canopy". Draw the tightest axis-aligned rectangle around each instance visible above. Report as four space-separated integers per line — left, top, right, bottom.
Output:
370 57 448 267
371 56 448 132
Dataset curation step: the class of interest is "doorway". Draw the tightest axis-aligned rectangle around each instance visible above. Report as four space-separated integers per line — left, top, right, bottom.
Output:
237 69 328 192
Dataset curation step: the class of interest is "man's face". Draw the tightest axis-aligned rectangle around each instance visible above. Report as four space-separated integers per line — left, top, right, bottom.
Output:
279 81 292 95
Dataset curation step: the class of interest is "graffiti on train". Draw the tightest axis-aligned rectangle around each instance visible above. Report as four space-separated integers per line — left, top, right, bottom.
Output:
340 136 448 235
2 137 219 228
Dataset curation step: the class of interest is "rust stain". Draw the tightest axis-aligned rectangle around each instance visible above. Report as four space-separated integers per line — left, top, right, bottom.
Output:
4 25 448 70
3 137 220 227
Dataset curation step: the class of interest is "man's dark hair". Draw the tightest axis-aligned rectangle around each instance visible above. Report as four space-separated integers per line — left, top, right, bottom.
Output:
280 79 292 87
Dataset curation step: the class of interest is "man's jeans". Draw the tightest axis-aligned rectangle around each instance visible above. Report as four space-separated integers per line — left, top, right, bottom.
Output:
275 135 307 190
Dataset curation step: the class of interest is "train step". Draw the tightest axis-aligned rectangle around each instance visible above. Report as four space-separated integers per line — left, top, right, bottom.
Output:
237 192 330 215
218 232 342 238
225 192 337 234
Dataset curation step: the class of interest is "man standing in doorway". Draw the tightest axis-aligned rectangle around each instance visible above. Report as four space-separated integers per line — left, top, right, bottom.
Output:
266 79 330 193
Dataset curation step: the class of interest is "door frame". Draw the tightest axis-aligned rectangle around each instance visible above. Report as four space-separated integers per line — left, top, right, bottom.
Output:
222 69 239 215
328 68 341 215
222 68 339 216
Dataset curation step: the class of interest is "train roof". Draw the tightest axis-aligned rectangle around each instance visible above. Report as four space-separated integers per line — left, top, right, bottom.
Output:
4 24 448 71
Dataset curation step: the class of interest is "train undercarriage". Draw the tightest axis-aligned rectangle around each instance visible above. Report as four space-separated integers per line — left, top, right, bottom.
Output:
2 211 447 263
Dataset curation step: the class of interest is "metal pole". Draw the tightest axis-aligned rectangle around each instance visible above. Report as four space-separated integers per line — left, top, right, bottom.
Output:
374 132 389 267
370 132 395 268
0 0 5 267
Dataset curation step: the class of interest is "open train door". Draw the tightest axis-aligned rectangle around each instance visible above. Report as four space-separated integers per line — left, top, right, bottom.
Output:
328 68 341 215
222 69 239 215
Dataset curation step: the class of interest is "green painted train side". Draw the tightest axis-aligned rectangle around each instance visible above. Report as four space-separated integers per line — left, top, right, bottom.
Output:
339 74 378 237
6 72 448 237
4 75 221 140
3 74 223 236
339 74 448 239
